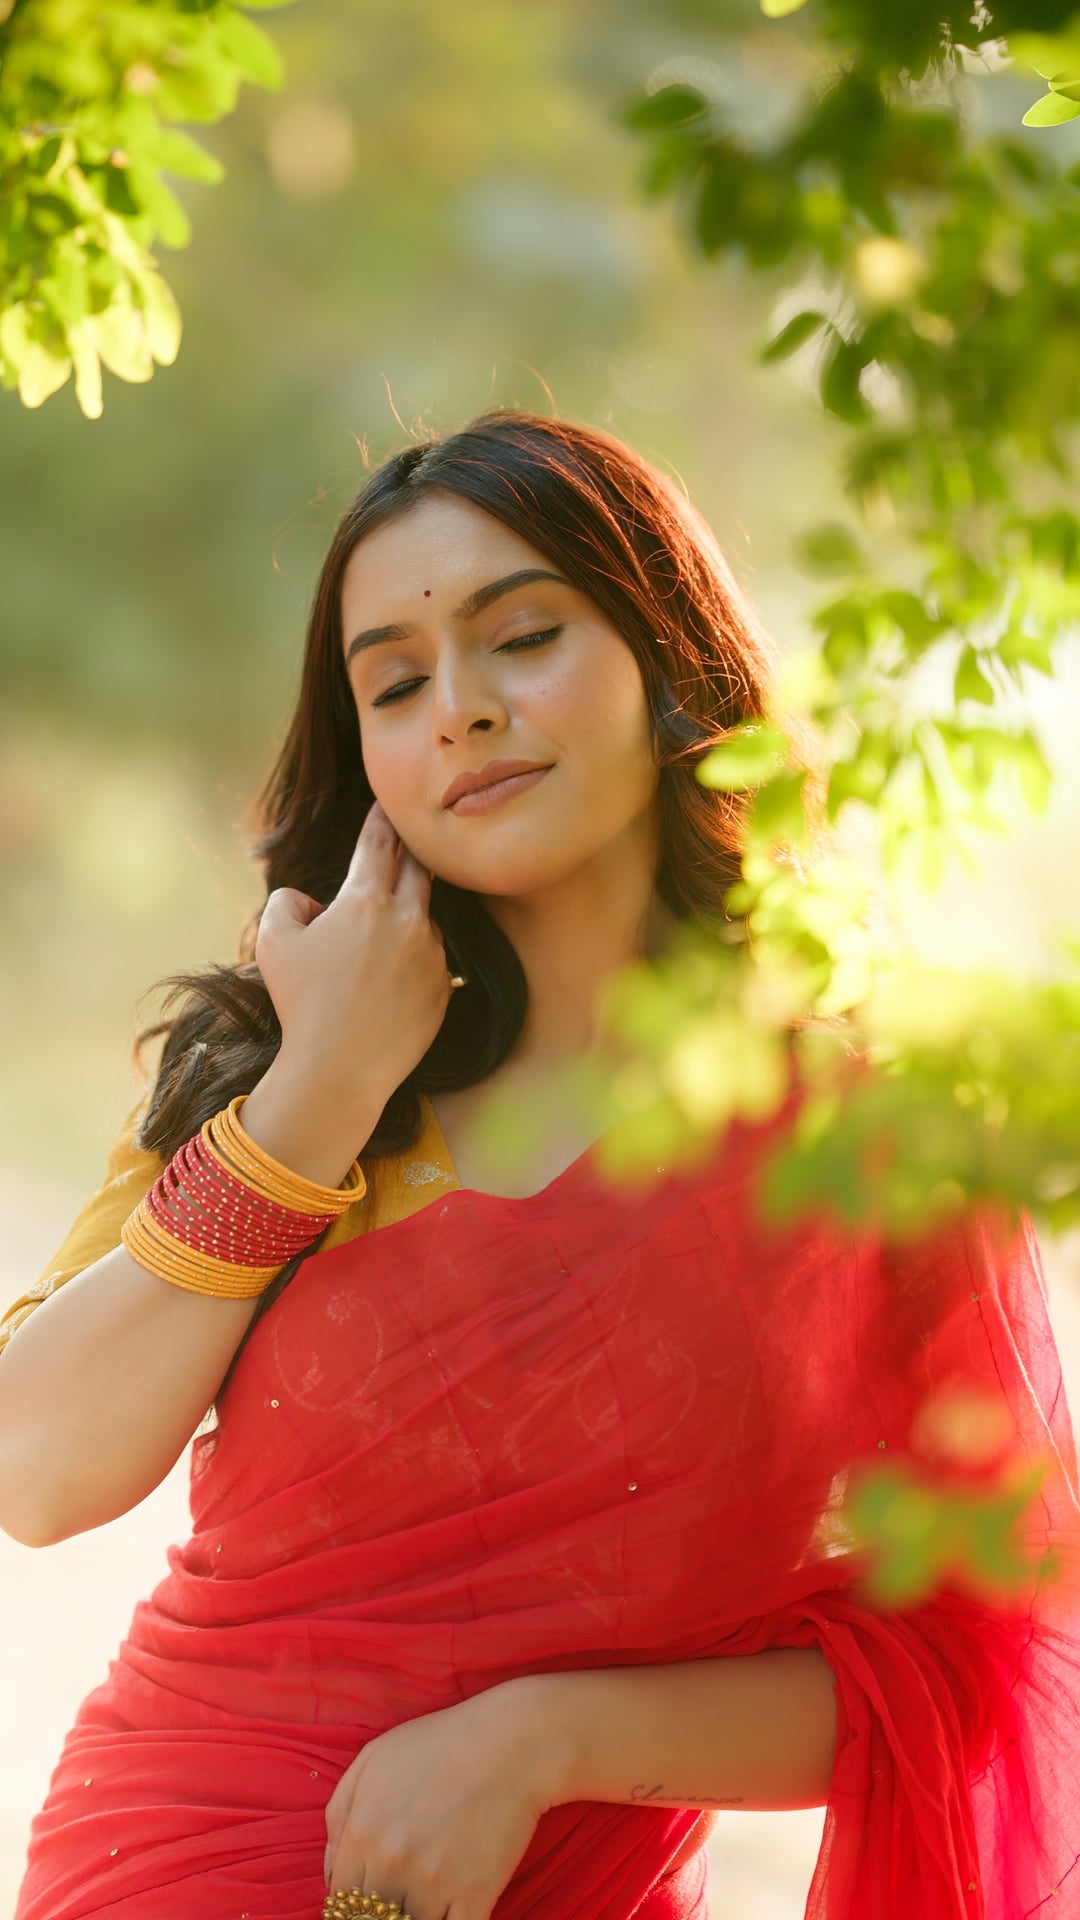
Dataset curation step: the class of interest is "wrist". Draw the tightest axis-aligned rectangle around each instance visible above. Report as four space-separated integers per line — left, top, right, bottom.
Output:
241 1058 384 1189
482 1674 585 1813
271 1048 388 1126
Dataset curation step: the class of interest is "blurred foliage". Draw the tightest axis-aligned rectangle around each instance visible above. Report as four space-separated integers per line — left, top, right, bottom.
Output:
572 0 1080 1216
0 0 294 415
844 1455 1057 1608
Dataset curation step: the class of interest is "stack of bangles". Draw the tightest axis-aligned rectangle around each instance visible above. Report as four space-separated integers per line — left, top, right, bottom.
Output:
121 1094 367 1298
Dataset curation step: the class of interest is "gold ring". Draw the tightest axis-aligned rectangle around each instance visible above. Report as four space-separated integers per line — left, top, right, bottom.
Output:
322 1890 413 1918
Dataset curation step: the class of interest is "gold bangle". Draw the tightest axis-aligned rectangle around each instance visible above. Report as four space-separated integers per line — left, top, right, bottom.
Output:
121 1207 287 1298
119 1094 369 1302
211 1097 366 1215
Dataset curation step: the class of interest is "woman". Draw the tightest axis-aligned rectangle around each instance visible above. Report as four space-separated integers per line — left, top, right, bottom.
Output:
2 409 1078 1920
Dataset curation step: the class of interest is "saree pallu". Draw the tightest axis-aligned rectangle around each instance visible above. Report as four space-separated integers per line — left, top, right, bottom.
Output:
14 1095 1080 1919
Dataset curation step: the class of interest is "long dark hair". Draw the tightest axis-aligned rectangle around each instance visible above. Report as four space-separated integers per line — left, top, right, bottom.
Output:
136 408 783 1419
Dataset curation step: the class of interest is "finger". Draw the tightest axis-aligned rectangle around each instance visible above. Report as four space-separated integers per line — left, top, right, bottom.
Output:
338 1861 412 1917
392 846 434 908
259 886 326 933
324 1842 364 1898
338 798 399 896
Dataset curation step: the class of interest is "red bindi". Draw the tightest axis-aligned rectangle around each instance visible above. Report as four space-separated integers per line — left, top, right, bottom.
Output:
423 589 431 597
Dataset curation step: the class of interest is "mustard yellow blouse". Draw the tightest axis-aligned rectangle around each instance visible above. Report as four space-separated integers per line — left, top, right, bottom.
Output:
0 1092 463 1359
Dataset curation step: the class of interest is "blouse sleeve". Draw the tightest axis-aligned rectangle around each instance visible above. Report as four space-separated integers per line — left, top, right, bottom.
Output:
0 1097 163 1359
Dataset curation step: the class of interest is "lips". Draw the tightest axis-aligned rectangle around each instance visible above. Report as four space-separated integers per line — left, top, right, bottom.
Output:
446 765 552 814
441 760 552 808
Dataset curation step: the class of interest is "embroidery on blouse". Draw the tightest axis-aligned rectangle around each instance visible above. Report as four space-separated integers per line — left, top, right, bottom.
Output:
402 1160 456 1188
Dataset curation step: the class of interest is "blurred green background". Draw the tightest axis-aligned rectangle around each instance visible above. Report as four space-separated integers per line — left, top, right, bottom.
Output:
2 0 1079 1187
0 0 845 1183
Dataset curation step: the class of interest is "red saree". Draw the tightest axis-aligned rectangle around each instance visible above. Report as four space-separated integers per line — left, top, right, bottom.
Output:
13 1092 1080 1919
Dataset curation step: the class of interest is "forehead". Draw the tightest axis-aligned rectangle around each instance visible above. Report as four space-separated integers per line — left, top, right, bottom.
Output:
340 492 554 607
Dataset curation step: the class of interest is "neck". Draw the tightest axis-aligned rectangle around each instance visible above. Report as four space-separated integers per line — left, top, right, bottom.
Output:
481 868 679 1070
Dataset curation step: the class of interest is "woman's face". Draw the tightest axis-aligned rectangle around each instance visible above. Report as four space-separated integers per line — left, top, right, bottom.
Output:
339 489 660 898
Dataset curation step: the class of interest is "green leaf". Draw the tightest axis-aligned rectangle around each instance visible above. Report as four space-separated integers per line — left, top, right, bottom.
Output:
90 297 154 383
16 339 71 407
216 7 286 90
997 626 1054 675
131 269 182 366
26 190 80 237
820 334 870 423
124 164 193 248
998 138 1042 183
954 647 995 706
1009 734 1053 814
0 301 35 373
759 310 826 363
1008 32 1080 80
67 320 103 420
827 753 886 814
794 521 865 574
696 723 789 792
1022 91 1080 127
26 134 64 178
695 149 744 254
620 84 709 132
879 590 943 652
814 595 870 674
41 249 90 328
748 769 808 844
140 128 226 185
1023 510 1080 574
761 0 810 14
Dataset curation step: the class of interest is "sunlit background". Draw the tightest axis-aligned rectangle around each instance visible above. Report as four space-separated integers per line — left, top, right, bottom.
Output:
3 3 1080 1914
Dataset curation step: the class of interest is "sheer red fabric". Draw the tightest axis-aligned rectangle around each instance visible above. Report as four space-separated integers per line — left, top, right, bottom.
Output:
14 1091 1080 1919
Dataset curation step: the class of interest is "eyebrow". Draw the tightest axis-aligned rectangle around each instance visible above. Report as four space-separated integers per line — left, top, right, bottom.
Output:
343 568 571 668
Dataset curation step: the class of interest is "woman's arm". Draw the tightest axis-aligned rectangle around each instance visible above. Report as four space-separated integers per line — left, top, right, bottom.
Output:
0 1062 381 1546
321 1648 838 1905
0 1096 159 1360
504 1649 838 1814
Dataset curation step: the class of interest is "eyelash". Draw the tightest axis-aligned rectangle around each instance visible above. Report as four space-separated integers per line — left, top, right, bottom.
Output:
370 626 563 709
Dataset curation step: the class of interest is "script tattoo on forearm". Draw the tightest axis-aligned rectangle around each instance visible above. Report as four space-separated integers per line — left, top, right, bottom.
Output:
629 1782 744 1807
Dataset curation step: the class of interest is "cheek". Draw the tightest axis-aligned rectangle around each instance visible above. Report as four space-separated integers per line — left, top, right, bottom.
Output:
550 691 656 836
560 665 653 773
356 708 416 786
531 650 646 740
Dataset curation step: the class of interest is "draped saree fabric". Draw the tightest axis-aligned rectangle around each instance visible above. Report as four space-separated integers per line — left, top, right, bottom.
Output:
12 1090 1080 1919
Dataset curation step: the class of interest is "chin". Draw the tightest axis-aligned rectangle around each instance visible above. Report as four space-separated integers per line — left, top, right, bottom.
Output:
458 853 581 896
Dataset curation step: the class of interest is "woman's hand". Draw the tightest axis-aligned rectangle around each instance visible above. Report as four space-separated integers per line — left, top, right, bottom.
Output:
255 798 455 1120
323 1681 562 1920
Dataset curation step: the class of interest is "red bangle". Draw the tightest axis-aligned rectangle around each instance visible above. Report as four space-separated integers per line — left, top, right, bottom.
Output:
143 1128 340 1267
144 1172 316 1264
174 1135 335 1241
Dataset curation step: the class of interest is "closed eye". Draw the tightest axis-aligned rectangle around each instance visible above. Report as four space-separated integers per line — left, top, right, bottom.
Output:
369 626 563 710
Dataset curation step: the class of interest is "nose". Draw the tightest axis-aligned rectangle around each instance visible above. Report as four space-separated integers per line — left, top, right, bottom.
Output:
428 649 506 743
